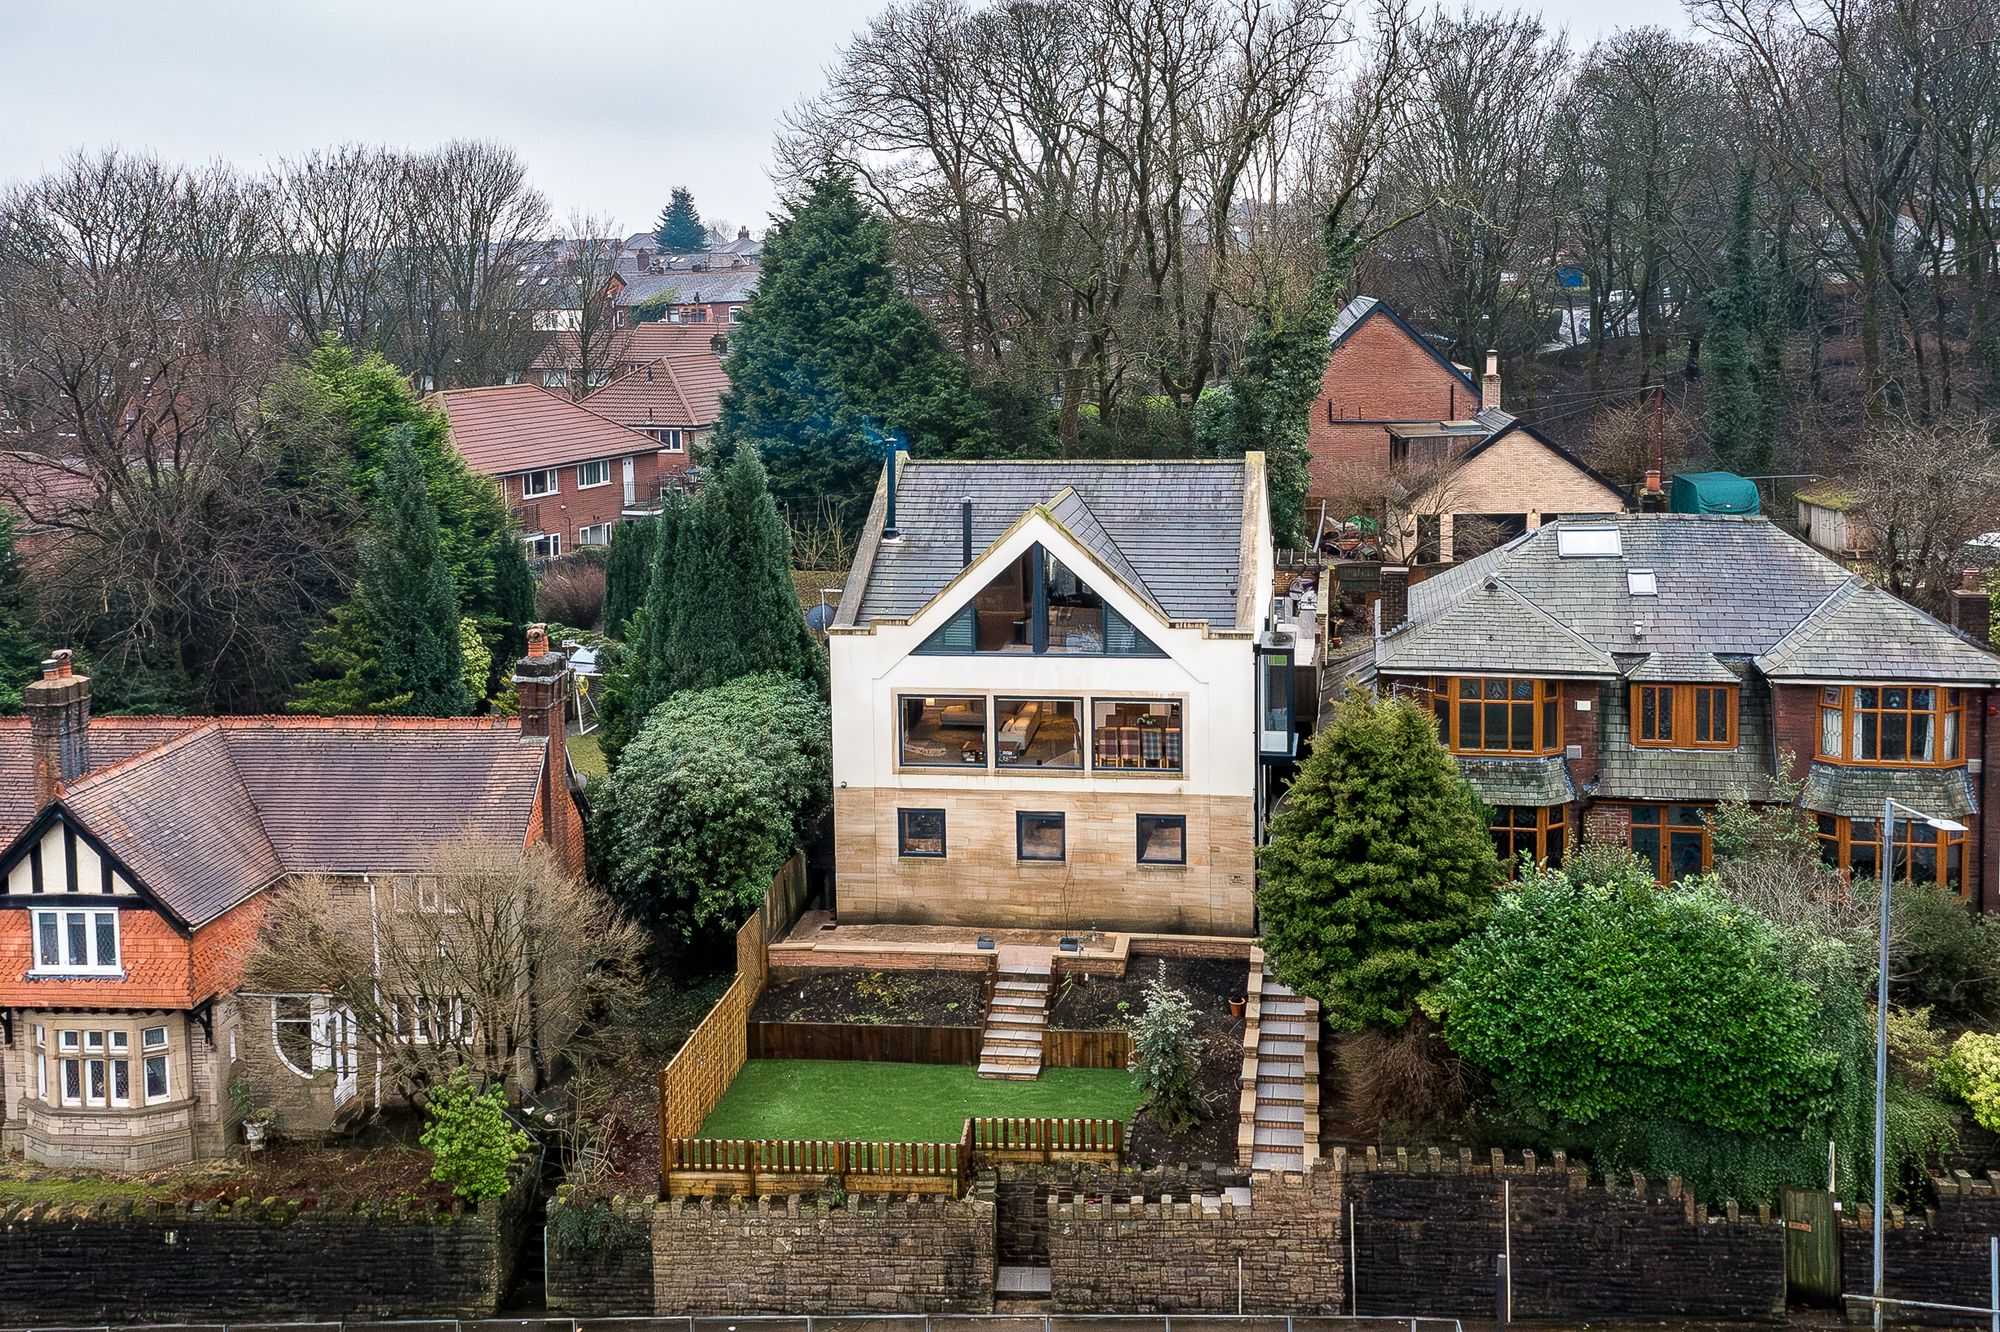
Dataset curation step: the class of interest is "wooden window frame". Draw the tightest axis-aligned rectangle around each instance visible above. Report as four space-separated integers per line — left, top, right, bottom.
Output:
1624 803 1713 881
1815 685 1966 767
1430 677 1562 757
1814 814 1966 897
1630 684 1738 750
1489 805 1566 872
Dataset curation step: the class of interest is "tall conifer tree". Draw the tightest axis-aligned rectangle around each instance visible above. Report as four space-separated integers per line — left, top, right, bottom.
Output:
655 187 706 253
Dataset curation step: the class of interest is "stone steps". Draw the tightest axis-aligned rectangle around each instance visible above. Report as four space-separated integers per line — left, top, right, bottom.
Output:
978 960 1051 1080
1237 952 1321 1174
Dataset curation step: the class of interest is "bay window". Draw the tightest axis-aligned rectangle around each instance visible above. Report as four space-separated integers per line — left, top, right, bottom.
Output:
1431 678 1561 755
1490 805 1566 871
1631 684 1736 749
1817 686 1964 765
1815 814 1965 894
49 1024 156 1109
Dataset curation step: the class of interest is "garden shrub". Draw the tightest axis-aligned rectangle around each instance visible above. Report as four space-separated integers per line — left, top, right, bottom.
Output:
1337 1013 1466 1129
421 1068 533 1202
1434 865 1836 1135
1879 881 2000 1022
1258 691 1498 1029
1938 1032 2000 1132
1130 964 1206 1134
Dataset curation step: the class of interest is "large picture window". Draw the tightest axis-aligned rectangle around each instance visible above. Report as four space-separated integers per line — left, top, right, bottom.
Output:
31 908 120 975
995 698 1083 769
1626 804 1711 881
1815 814 1965 894
1431 678 1561 755
1490 805 1565 871
1091 699 1183 772
899 695 988 767
1817 686 1964 765
1631 684 1737 749
914 542 1164 657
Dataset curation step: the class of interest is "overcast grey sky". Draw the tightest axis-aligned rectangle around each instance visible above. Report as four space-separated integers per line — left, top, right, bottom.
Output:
0 0 1689 236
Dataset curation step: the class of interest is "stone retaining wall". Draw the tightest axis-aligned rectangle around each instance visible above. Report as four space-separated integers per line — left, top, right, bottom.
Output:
650 1188 996 1314
1840 1172 2000 1326
995 1161 1252 1267
0 1162 538 1322
545 1191 657 1317
1046 1164 1342 1313
1346 1146 1786 1323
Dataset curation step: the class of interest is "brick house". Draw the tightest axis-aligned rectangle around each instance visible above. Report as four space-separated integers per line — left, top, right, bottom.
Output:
613 261 758 330
1310 296 1626 555
1362 514 2000 908
436 385 693 557
0 635 581 1169
580 353 727 459
827 454 1303 935
527 322 729 393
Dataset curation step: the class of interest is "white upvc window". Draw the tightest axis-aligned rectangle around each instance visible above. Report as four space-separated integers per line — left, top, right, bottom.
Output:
520 468 559 499
31 907 120 975
577 458 611 488
523 532 561 560
578 522 613 547
543 368 569 388
655 428 684 452
55 1027 135 1108
142 1025 170 1103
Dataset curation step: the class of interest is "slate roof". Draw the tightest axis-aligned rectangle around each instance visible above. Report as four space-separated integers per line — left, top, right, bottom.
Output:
616 269 759 307
0 717 205 842
436 385 666 476
1043 487 1164 617
1378 576 1615 677
848 460 1251 628
1800 762 1978 822
581 354 728 428
1 718 549 927
1591 677 1778 804
1457 755 1576 808
1384 514 1997 684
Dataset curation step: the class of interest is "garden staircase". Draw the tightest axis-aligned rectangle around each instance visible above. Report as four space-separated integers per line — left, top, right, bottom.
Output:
1239 953 1320 1172
978 950 1051 1080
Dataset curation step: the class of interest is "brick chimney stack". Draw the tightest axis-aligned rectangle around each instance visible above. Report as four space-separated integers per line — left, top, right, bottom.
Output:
1379 566 1411 632
1482 350 1502 411
1949 569 1991 644
512 624 579 873
24 650 91 809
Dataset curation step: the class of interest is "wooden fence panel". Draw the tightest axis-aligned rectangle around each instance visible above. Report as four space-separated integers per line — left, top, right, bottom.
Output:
748 1021 982 1065
1043 1028 1133 1070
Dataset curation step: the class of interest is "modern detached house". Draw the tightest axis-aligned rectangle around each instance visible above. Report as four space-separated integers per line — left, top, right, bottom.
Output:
1364 513 2000 907
0 634 582 1169
827 454 1299 937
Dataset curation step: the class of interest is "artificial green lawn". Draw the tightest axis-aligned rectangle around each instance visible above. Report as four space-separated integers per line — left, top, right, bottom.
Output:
699 1060 1142 1142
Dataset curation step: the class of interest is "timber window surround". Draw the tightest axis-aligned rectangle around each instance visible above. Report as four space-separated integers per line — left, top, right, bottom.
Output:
1631 684 1737 749
30 907 120 975
1815 814 1965 894
1817 686 1965 765
1137 814 1188 865
897 808 947 858
1430 678 1561 755
1490 805 1565 870
1625 803 1712 881
1017 811 1066 861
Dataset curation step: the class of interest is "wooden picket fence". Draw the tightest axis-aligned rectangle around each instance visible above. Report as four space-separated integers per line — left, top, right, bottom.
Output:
660 1116 1124 1198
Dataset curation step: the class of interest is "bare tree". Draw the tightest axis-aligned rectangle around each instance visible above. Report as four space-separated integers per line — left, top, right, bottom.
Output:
1850 409 2000 609
554 211 630 398
267 144 404 354
243 841 647 1097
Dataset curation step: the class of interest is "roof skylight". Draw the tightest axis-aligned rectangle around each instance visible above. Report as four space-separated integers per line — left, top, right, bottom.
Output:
1627 569 1658 596
1556 526 1622 558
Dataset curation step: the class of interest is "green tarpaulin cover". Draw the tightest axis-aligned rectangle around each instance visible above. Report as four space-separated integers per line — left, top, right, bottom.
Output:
1670 471 1761 515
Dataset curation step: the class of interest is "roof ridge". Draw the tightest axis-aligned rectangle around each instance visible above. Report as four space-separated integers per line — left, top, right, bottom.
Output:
1754 575 1864 670
60 720 226 796
209 715 521 730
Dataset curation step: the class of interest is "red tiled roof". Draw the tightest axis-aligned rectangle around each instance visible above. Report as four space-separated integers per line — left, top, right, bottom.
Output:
529 323 729 372
435 384 666 477
581 353 728 429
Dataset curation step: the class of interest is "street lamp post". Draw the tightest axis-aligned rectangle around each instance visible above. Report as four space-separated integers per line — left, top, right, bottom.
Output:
1874 796 1968 1331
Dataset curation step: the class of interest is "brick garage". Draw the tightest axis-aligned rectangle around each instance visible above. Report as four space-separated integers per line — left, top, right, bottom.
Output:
650 1191 997 1315
1346 1147 1786 1322
0 1164 538 1322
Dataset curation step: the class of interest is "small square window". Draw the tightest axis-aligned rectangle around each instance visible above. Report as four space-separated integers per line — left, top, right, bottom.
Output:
897 809 947 858
1017 811 1066 862
521 469 559 499
1137 814 1188 865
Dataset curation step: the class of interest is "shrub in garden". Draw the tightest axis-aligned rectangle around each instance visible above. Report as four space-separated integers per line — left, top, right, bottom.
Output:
536 556 607 630
1938 1032 2000 1132
421 1068 533 1202
1337 1013 1466 1128
1130 964 1206 1134
1258 691 1498 1029
1879 881 2000 1022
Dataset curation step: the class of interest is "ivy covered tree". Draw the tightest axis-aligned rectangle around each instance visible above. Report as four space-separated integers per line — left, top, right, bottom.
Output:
293 429 471 716
1257 692 1499 1030
654 186 706 253
715 170 995 527
1705 166 1774 475
602 516 659 638
0 511 41 711
591 672 830 944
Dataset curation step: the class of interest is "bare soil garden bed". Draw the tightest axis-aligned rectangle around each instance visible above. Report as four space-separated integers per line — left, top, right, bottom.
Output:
752 968 985 1025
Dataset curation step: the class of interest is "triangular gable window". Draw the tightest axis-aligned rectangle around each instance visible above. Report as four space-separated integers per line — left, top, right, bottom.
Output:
916 542 1164 656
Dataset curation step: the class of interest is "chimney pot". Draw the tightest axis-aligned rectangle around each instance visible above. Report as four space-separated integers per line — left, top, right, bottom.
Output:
1644 468 1663 493
1964 568 1983 590
42 650 72 680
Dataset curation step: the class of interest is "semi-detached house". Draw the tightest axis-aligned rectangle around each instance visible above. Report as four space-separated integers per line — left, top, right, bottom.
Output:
1363 514 2000 906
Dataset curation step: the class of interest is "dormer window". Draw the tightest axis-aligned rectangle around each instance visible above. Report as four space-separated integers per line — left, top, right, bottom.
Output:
1631 684 1736 749
31 907 120 975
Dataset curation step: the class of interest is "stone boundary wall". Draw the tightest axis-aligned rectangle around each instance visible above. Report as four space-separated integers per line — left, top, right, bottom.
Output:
1840 1171 2000 1326
545 1190 657 1317
996 1161 1253 1267
1046 1164 1342 1313
649 1189 996 1315
0 1160 538 1322
1346 1146 1786 1323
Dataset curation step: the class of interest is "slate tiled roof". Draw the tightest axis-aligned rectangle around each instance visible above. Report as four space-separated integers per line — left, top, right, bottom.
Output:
1800 762 1978 822
1378 576 1615 677
436 385 666 476
1387 515 1995 683
1457 755 1575 807
1624 651 1745 684
1591 678 1778 804
581 354 727 428
616 269 759 307
1043 487 1164 617
849 460 1250 627
0 717 206 844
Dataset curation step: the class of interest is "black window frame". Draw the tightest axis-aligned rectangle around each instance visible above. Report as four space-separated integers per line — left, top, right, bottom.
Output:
1136 813 1188 865
896 808 948 859
1016 810 1067 862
